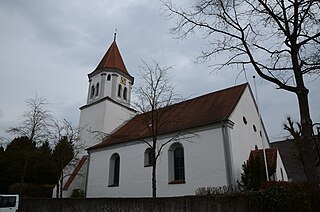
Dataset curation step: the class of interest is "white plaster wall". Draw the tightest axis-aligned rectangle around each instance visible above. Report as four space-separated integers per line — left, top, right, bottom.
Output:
87 74 101 103
114 74 132 106
275 150 288 181
62 160 88 198
78 100 135 155
105 74 112 98
228 86 270 183
86 126 227 198
87 70 132 105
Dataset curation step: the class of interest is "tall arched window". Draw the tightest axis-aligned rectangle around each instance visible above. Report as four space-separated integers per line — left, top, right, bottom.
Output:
108 153 120 186
118 84 122 97
168 143 185 184
107 74 111 81
123 87 128 100
90 85 95 99
144 148 153 167
95 83 99 96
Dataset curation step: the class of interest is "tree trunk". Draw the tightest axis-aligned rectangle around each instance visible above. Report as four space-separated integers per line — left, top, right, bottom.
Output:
296 89 320 209
291 43 319 188
59 171 64 198
152 162 157 197
297 90 318 182
56 182 59 198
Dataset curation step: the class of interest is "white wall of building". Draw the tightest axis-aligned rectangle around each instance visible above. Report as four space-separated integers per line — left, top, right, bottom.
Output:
87 70 132 107
228 86 271 182
78 100 135 155
86 126 228 197
274 150 288 181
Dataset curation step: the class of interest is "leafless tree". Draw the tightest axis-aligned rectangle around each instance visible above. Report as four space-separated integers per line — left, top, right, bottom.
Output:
7 96 53 144
52 119 84 198
132 59 193 197
162 0 320 195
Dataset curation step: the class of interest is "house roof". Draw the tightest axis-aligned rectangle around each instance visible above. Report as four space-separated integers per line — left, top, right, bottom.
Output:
270 139 307 182
94 40 130 76
88 83 248 151
249 148 278 175
62 156 88 190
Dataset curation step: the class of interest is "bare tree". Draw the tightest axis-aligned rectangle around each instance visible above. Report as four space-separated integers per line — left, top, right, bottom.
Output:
284 117 306 172
52 119 83 198
7 96 53 144
162 0 319 194
132 59 192 197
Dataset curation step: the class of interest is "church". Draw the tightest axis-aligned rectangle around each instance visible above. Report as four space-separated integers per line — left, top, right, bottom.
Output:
55 37 288 198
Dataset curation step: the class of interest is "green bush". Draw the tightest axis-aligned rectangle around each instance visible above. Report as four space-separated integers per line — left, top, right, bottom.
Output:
195 185 238 195
71 189 85 198
249 181 311 211
8 183 54 198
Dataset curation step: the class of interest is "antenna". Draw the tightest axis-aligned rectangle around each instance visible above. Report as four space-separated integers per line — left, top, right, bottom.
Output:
253 76 269 181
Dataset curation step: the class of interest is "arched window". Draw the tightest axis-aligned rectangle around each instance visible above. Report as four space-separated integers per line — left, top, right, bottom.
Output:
123 87 128 100
108 153 120 187
107 74 111 81
118 84 122 97
95 83 99 96
144 148 153 167
168 143 185 184
90 85 95 98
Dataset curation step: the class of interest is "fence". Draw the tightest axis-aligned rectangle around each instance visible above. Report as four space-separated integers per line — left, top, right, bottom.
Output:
20 195 257 212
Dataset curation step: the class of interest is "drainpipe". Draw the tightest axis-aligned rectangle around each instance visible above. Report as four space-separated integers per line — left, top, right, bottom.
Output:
253 76 269 181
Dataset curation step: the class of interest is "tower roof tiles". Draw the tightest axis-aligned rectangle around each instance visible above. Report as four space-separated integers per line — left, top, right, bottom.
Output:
95 40 130 76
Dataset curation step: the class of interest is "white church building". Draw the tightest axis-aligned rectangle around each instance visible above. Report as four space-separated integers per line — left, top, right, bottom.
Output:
57 38 288 198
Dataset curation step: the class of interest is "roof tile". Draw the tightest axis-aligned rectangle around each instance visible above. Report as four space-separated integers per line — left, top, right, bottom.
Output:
249 148 278 175
95 41 129 75
89 83 248 150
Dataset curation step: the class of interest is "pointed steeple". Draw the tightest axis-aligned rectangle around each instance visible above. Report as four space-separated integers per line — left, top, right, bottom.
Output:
95 39 129 76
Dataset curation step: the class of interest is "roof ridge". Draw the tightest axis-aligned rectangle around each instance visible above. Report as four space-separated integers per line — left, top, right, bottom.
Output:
155 83 248 111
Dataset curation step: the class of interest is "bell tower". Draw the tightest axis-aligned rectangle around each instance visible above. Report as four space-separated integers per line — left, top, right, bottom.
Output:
86 34 134 107
78 36 136 152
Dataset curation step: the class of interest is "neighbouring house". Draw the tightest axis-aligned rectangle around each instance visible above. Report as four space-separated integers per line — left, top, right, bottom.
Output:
248 147 288 181
270 135 320 182
56 37 288 198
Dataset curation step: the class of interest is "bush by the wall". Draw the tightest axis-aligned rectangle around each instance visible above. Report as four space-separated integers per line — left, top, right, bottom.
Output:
71 189 85 198
8 183 54 198
249 181 311 211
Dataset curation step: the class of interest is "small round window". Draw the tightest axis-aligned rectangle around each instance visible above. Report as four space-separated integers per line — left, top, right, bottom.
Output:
243 116 247 125
253 125 257 132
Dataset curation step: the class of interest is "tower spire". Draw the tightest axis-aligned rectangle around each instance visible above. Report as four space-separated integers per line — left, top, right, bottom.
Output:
114 28 117 42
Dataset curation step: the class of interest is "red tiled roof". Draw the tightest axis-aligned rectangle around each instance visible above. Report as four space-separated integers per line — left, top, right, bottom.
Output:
95 41 129 76
62 156 88 190
249 148 278 175
88 83 248 151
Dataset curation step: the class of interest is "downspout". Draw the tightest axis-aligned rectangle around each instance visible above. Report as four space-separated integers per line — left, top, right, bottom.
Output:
253 76 269 181
221 120 235 186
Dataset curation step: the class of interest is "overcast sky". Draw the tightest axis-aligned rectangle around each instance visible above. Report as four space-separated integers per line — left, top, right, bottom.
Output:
0 0 319 145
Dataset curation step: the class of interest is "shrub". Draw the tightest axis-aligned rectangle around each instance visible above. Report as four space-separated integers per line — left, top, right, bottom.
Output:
8 183 54 198
195 185 239 196
71 189 85 198
249 181 311 211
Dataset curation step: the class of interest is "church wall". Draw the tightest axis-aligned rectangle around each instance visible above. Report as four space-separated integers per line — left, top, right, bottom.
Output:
78 100 134 155
87 74 101 103
86 126 227 197
228 86 271 183
274 150 288 181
